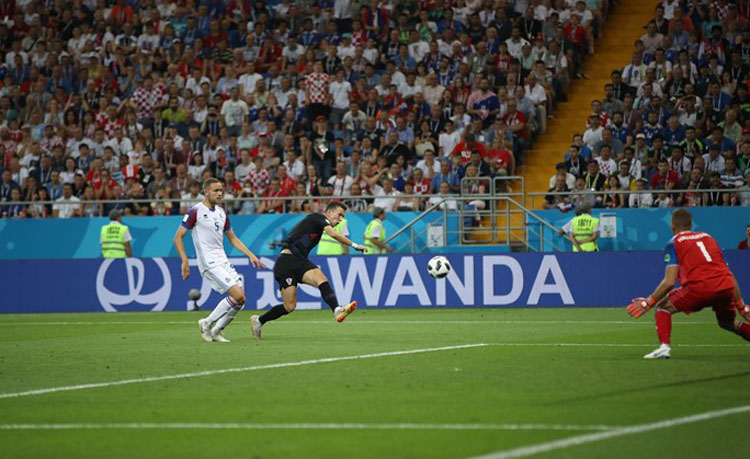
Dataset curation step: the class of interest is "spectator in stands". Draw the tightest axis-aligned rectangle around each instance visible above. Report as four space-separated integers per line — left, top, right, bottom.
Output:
667 146 692 186
415 149 441 180
583 159 607 192
720 158 745 189
704 172 728 206
328 161 354 197
52 183 80 218
596 145 618 178
431 159 460 194
615 161 636 191
602 175 625 208
544 175 572 210
0 0 616 221
628 178 654 208
373 177 401 212
738 224 750 250
180 181 204 215
650 158 680 191
549 162 577 190
703 145 726 175
583 115 603 149
739 170 750 207
428 181 459 211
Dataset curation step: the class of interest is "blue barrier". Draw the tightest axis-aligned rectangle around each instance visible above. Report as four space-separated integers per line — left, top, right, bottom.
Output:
530 207 750 251
0 211 461 260
2 252 747 313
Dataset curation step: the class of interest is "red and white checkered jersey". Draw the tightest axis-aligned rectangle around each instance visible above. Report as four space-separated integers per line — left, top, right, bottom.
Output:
248 168 270 195
96 112 126 137
132 84 165 120
306 72 330 104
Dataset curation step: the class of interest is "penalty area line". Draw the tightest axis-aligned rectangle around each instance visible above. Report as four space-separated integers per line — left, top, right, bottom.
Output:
0 343 489 400
470 404 750 459
0 422 617 432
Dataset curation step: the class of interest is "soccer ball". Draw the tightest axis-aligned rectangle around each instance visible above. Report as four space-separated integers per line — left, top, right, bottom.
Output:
427 256 451 279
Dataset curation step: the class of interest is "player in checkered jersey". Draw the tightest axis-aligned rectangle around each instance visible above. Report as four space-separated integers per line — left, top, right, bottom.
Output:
174 178 267 343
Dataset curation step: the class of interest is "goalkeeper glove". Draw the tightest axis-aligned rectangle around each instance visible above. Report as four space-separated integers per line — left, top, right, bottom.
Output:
733 298 750 322
627 295 656 319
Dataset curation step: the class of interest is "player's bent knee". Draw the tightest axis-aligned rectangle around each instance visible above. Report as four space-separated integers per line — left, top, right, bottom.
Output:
230 290 246 306
283 302 297 312
659 301 678 314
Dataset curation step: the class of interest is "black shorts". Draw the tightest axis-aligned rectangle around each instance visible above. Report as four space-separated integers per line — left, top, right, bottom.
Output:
274 254 319 290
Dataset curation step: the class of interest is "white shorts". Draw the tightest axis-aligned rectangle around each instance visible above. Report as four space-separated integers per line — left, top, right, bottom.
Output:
203 262 242 294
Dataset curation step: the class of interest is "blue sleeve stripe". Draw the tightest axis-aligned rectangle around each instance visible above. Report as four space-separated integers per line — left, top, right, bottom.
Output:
181 222 191 230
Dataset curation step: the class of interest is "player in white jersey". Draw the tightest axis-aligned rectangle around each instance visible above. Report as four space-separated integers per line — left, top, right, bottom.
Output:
174 178 266 342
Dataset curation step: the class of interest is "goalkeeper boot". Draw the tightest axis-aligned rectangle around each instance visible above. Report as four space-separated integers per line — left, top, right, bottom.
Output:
198 318 213 343
250 315 262 340
334 301 357 323
212 332 230 343
644 344 671 359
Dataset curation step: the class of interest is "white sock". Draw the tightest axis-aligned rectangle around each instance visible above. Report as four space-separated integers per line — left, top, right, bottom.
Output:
206 297 233 323
211 305 240 335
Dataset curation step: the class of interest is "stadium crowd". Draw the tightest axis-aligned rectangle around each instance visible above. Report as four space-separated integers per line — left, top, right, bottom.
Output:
544 0 750 211
0 0 605 219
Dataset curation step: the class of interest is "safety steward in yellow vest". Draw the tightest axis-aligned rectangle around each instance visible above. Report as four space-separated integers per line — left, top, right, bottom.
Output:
559 202 599 252
316 217 350 255
364 207 392 254
100 210 133 258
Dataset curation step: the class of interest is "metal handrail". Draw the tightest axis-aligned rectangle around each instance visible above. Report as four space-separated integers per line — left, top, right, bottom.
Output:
529 188 745 197
382 199 446 245
528 187 749 209
0 192 468 207
501 196 565 252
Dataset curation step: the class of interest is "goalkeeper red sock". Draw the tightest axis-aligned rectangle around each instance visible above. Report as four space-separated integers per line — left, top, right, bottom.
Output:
655 309 672 345
735 322 750 342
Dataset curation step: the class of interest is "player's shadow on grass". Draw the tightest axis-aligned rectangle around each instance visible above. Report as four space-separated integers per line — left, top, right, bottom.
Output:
558 370 750 403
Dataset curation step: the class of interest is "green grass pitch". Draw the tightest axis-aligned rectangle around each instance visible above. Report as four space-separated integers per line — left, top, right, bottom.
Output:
0 308 748 459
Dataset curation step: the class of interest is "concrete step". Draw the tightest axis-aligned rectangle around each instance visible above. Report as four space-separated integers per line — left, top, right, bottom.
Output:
519 0 661 202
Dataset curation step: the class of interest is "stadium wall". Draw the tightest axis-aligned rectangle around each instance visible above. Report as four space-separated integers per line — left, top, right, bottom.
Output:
0 211 465 260
531 207 750 252
1 252 748 313
1 208 747 261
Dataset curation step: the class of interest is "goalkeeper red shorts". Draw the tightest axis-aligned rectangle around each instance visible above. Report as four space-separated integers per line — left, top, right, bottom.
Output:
668 283 736 321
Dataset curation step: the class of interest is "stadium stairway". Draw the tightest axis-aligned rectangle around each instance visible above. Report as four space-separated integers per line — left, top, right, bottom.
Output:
523 0 658 208
469 0 658 246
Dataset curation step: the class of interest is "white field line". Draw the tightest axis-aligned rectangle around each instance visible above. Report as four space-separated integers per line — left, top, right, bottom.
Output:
0 341 742 401
0 343 489 400
0 422 616 432
471 404 750 459
0 320 715 325
490 343 741 348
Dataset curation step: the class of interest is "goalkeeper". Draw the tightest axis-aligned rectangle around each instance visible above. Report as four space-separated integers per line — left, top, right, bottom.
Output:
626 209 750 359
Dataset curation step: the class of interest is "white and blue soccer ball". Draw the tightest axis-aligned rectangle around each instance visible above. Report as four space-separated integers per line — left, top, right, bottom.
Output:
427 256 451 279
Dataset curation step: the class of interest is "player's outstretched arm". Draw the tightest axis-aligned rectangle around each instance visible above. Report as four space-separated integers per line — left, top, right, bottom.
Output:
730 274 750 321
323 225 367 252
225 229 267 268
174 226 191 280
628 266 678 318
